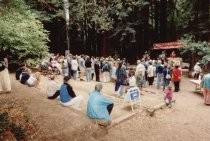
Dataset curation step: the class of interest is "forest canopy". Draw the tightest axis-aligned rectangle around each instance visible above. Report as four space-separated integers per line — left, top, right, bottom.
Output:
0 0 209 63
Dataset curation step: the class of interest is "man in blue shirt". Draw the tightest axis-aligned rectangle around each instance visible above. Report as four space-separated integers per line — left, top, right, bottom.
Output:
87 83 114 124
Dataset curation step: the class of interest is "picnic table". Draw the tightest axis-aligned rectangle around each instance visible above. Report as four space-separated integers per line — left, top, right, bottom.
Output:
189 79 202 93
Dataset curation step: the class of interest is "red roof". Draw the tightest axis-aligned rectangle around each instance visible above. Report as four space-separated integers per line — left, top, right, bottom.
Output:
153 41 182 50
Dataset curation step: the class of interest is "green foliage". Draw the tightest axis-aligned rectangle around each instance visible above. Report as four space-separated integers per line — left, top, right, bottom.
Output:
10 123 26 141
68 0 113 32
172 0 210 40
0 112 26 140
0 0 49 61
0 112 10 134
180 35 210 64
108 0 148 43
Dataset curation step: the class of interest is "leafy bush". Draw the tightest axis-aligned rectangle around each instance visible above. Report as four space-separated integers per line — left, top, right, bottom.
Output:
0 0 49 62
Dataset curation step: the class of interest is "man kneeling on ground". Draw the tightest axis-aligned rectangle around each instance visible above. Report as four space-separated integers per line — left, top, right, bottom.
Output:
87 83 114 126
59 76 83 110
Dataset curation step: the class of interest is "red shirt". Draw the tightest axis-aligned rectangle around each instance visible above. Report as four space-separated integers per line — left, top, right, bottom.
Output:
172 68 181 82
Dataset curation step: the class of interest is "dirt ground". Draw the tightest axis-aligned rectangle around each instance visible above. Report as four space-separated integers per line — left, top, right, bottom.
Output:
1 73 210 141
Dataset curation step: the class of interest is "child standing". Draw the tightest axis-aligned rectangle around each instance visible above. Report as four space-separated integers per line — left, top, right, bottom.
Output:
128 70 136 88
164 85 173 108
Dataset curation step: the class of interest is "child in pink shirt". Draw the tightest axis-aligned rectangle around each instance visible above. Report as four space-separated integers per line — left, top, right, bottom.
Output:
164 85 173 108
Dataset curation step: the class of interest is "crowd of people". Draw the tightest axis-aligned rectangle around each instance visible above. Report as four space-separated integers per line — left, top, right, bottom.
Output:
1 49 210 127
0 50 186 124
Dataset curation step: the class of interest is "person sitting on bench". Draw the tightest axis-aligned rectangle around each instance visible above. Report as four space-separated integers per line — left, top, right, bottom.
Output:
46 75 60 99
87 83 114 125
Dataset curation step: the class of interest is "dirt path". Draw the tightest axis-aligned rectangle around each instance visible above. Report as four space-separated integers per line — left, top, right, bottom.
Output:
0 74 98 141
101 77 210 141
1 74 210 141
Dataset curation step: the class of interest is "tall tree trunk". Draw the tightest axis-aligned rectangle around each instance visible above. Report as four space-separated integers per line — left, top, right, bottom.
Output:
193 0 199 41
160 0 167 42
154 0 160 42
142 0 150 50
168 0 177 40
199 0 209 41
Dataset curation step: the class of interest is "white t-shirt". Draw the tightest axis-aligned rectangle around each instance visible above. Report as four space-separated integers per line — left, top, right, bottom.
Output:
135 63 146 76
194 65 202 73
147 65 155 77
26 76 37 86
46 80 60 97
71 59 79 71
128 76 136 87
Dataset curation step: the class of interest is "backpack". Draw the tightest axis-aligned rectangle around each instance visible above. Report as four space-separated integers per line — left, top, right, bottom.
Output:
102 63 110 72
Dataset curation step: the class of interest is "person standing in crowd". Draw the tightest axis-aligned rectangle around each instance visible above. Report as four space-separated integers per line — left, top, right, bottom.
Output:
193 62 202 80
170 51 176 58
147 61 155 87
128 70 136 88
111 61 117 83
0 51 11 94
60 56 69 76
85 56 92 82
172 64 182 92
102 59 111 83
135 60 146 88
94 58 100 82
91 57 95 80
163 64 171 91
71 56 79 80
66 53 72 77
156 60 164 89
59 76 83 109
115 61 127 97
77 55 85 80
200 63 210 105
87 83 114 124
159 50 166 60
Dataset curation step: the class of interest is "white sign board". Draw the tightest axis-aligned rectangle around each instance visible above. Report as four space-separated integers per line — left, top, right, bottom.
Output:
124 87 141 112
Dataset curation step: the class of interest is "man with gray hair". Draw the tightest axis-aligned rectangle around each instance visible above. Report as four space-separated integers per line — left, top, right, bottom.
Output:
87 83 114 123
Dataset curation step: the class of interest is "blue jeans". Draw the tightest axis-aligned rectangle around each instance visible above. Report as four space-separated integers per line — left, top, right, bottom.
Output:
163 78 170 90
118 85 125 96
86 68 92 81
72 70 77 80
156 73 163 89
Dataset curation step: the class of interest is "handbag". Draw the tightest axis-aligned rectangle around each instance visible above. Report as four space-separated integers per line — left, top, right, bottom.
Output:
166 70 171 79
